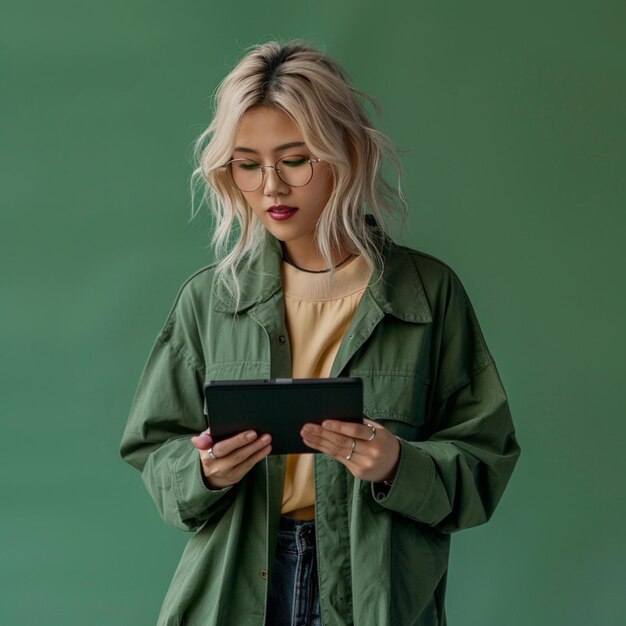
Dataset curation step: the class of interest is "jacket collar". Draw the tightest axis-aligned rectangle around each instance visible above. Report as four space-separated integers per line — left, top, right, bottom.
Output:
214 230 432 324
368 239 432 323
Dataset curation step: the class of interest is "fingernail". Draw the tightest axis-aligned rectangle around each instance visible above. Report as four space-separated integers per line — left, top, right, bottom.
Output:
301 425 313 435
261 434 271 444
246 431 256 441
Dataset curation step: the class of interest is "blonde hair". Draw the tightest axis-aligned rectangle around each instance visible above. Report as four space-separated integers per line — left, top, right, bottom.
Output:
191 40 405 306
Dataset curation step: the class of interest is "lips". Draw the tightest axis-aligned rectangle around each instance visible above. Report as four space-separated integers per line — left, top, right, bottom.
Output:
267 205 298 221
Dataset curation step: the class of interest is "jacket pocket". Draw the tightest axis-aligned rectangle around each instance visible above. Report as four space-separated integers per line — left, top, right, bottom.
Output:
205 360 270 381
350 369 430 439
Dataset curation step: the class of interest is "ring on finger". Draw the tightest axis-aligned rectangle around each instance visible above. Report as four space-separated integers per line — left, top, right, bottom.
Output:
346 438 356 461
365 423 377 441
207 448 217 461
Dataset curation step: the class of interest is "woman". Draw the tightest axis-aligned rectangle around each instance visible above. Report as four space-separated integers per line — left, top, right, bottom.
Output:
120 40 520 626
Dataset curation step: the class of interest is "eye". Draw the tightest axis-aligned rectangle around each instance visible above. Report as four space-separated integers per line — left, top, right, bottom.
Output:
280 156 308 168
236 160 261 171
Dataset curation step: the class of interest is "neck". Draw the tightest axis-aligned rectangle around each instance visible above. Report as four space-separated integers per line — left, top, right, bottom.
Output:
281 240 352 273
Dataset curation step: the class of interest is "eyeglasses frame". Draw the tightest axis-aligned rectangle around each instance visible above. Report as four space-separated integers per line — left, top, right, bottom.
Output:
220 155 323 192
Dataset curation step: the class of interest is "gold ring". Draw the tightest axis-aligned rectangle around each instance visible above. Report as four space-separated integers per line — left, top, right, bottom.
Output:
365 423 377 441
346 438 356 460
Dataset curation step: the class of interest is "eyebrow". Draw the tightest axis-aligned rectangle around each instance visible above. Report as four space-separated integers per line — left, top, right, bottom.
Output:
232 141 307 154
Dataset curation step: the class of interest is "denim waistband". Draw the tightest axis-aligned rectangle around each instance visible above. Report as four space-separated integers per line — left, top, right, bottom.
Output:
277 516 316 556
279 515 315 532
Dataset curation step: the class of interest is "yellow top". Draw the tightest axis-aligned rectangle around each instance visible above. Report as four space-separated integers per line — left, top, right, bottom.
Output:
280 254 373 519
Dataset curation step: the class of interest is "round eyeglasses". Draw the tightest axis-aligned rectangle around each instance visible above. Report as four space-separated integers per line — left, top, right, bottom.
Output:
222 155 323 192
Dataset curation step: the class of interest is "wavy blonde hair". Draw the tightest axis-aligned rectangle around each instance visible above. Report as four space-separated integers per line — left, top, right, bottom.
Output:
191 40 405 306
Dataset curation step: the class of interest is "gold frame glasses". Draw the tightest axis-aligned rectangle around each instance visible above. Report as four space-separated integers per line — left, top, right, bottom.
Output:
221 155 323 192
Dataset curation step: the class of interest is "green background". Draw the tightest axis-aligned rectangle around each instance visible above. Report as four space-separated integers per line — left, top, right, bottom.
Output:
2 1 625 624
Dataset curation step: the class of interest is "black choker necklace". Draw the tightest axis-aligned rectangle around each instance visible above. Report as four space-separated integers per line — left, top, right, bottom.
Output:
282 251 355 274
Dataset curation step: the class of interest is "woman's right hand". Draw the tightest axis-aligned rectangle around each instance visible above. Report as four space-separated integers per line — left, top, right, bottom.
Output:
190 429 272 489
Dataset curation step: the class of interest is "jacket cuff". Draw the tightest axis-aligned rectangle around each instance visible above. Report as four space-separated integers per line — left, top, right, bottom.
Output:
173 443 232 518
370 438 435 518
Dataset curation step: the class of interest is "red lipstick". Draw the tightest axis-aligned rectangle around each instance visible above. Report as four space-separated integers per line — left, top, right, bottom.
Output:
267 205 298 221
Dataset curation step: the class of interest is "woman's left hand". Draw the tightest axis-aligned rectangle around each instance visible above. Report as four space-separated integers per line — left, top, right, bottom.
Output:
301 418 400 483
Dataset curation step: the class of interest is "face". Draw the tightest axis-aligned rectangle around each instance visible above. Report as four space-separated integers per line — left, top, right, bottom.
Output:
231 106 334 256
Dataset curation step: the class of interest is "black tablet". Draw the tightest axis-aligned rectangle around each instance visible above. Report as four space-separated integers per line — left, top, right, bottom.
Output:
203 377 363 455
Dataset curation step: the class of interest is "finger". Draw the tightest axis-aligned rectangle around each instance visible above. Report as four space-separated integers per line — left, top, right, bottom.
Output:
302 424 360 454
302 432 362 470
301 431 324 453
203 437 272 489
191 433 213 450
230 442 273 478
211 430 258 457
301 433 345 457
205 434 272 470
360 419 379 441
225 434 272 467
361 417 384 432
302 429 362 461
322 419 384 441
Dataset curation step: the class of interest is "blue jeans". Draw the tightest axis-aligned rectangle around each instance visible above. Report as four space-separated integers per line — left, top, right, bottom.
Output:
265 516 322 626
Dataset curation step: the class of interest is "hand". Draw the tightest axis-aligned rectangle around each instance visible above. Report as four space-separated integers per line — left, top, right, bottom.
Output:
191 429 272 489
300 418 400 483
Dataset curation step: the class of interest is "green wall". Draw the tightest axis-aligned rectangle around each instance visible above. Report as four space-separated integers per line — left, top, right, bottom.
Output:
2 1 624 624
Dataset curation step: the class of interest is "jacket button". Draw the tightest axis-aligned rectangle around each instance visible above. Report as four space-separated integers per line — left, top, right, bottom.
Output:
259 569 268 580
278 335 286 344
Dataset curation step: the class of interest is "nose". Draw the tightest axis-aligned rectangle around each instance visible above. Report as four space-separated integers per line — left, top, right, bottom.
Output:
263 166 289 197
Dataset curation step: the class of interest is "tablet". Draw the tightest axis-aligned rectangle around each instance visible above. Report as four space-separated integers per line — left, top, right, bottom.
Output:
203 378 363 455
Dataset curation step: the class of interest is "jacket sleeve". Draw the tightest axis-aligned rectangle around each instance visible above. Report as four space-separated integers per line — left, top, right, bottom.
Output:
372 269 520 533
119 286 234 532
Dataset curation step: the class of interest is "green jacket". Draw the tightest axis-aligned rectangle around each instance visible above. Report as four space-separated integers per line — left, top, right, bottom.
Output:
120 235 520 626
